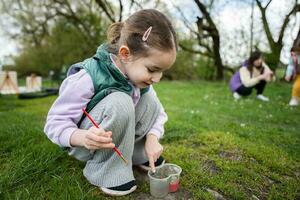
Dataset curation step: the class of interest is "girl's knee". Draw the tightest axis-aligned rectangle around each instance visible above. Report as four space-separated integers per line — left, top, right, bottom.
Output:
102 92 135 122
140 92 160 112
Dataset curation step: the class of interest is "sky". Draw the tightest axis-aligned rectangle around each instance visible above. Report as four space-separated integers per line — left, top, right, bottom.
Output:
167 0 300 65
0 12 18 66
217 0 300 65
0 0 299 66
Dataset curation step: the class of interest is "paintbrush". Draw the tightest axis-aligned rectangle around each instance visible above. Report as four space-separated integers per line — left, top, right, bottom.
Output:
82 108 128 165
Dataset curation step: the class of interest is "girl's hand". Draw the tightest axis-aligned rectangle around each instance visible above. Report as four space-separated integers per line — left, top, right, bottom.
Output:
260 70 273 81
285 75 292 82
264 71 273 82
70 127 115 150
83 127 115 150
145 134 163 172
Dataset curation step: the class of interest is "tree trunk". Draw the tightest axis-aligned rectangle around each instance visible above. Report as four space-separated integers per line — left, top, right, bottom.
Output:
293 28 300 47
194 0 224 80
212 34 224 79
256 0 300 69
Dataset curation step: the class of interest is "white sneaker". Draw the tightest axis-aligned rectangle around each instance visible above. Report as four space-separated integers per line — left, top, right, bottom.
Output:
233 92 241 100
100 180 137 196
289 98 299 106
256 94 269 102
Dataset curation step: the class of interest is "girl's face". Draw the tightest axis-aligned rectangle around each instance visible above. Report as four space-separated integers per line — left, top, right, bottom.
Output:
253 57 263 68
121 47 176 88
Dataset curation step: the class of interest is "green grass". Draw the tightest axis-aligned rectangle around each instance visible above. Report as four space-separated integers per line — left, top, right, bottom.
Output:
0 81 299 199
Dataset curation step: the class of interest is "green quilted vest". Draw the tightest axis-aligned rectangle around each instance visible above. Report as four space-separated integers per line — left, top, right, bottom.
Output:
81 44 149 114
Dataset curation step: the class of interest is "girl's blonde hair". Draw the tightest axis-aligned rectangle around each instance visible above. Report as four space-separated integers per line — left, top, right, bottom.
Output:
107 9 177 56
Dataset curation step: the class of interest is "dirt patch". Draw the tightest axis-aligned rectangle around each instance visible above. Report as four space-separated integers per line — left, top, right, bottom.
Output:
135 189 192 200
251 194 260 200
202 159 219 175
219 150 242 161
133 167 149 183
261 175 279 185
250 157 258 163
244 185 268 200
293 170 300 178
206 188 227 200
190 141 206 148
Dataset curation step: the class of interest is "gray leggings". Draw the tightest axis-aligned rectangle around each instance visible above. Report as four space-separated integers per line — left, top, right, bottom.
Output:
68 91 161 187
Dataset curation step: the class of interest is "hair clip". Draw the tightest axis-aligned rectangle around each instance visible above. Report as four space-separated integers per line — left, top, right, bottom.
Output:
142 26 152 41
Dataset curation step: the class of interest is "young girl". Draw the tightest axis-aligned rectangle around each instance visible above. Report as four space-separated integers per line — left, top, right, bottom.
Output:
44 9 177 196
285 46 300 106
229 51 275 101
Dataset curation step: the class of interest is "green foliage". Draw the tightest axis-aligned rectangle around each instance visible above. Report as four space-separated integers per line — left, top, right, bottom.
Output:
164 39 215 80
194 56 215 80
164 49 195 80
263 52 281 70
0 81 299 199
14 17 106 79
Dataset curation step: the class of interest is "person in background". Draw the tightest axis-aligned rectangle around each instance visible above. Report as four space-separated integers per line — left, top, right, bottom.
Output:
285 46 300 106
229 51 275 101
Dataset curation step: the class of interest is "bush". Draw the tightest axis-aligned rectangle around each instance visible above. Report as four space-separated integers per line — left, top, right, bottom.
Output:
13 18 106 80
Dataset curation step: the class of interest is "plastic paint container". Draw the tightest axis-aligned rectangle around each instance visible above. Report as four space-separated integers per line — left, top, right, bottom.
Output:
148 163 182 198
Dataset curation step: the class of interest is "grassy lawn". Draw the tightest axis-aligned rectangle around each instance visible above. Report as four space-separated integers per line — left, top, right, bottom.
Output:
0 81 299 199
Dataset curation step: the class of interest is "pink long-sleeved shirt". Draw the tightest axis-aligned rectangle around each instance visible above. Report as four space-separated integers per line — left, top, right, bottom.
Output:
44 69 168 147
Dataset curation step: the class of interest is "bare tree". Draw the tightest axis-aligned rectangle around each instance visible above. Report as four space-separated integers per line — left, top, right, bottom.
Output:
176 0 228 80
0 0 148 48
94 0 146 22
250 0 255 54
293 28 300 47
94 0 119 22
0 0 107 47
256 0 300 68
1 1 52 46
